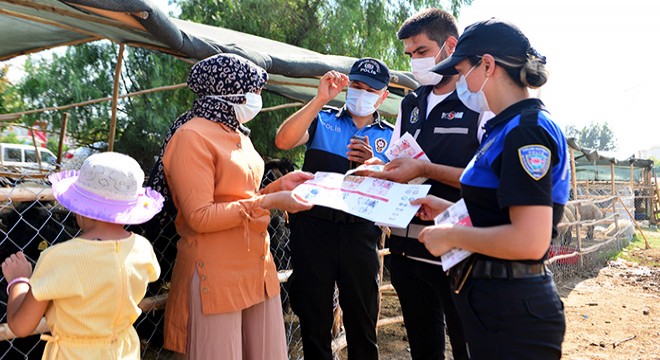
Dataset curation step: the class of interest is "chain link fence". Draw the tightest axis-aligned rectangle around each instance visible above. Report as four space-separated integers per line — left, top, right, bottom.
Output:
0 164 642 359
549 183 636 284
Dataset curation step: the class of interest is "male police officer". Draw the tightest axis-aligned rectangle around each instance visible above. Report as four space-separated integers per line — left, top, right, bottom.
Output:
275 58 393 360
367 8 492 360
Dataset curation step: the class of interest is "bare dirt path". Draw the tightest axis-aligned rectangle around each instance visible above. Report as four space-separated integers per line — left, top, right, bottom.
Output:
373 247 660 360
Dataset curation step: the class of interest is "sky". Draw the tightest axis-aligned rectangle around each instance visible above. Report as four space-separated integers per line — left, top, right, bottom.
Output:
455 0 660 158
4 0 660 158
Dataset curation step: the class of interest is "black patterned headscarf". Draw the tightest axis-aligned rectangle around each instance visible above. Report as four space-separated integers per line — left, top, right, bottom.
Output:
142 54 268 234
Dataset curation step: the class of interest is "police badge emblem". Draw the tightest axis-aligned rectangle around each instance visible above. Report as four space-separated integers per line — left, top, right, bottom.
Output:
518 145 551 180
375 138 388 153
410 107 419 124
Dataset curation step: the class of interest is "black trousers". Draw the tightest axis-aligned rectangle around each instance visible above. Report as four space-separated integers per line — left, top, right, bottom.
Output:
390 254 469 360
288 214 381 360
453 275 566 359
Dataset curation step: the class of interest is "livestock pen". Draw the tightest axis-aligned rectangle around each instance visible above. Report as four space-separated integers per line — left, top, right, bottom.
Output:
0 144 650 359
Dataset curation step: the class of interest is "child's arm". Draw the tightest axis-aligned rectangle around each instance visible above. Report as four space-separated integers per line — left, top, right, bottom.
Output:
2 252 49 337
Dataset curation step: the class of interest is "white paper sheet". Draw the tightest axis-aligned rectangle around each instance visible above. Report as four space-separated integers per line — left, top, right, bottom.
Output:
292 171 431 229
384 132 431 184
433 199 474 271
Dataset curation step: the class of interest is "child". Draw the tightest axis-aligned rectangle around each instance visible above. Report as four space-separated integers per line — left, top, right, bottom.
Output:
1 152 164 359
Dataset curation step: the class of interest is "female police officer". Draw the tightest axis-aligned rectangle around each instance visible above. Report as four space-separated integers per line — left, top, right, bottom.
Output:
411 18 569 359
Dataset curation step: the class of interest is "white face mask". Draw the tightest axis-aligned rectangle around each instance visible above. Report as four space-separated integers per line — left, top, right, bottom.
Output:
345 87 381 117
410 42 446 86
206 92 263 123
455 62 490 113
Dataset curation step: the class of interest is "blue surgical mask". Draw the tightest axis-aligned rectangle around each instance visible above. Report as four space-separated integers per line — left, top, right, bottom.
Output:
205 92 263 123
455 62 489 113
345 88 381 117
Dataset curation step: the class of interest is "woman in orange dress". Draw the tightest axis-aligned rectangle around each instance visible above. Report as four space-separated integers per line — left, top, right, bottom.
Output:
152 53 313 360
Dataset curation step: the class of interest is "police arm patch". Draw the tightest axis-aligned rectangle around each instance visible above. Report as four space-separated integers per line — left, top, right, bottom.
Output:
375 137 388 153
518 145 551 180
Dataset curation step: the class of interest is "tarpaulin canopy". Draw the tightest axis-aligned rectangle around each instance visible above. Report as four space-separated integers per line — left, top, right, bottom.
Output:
567 137 654 169
0 0 418 116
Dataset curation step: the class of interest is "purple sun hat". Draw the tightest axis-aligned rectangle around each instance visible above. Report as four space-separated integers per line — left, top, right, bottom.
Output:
48 152 164 225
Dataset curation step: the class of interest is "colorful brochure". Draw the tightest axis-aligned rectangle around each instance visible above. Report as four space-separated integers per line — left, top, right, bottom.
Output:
434 199 474 271
384 132 431 184
292 171 431 229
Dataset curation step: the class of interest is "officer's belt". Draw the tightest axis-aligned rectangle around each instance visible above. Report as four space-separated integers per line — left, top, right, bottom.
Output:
470 260 547 280
389 223 426 239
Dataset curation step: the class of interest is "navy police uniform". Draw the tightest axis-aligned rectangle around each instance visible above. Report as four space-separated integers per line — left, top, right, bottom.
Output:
288 106 393 360
389 85 481 360
456 98 569 359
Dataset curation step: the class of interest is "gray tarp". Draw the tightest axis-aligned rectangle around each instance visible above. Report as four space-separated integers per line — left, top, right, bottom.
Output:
0 0 419 116
567 137 653 169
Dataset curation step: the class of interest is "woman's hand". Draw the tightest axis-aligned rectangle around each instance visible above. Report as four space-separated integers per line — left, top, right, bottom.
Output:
366 158 425 183
363 157 385 167
418 224 455 256
262 191 314 213
280 171 315 191
2 252 32 282
410 195 454 221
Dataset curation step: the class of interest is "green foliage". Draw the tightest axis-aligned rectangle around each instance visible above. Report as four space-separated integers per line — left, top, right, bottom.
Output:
9 0 472 170
0 132 23 144
46 138 67 155
175 0 470 162
0 65 24 113
114 48 193 171
615 228 660 267
565 122 618 151
18 43 116 147
14 43 193 172
648 156 660 166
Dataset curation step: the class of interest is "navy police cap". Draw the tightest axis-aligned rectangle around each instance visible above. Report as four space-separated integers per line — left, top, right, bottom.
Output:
432 18 530 75
349 57 391 90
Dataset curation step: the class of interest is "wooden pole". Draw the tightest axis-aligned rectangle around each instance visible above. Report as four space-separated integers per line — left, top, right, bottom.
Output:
0 187 54 202
651 173 660 224
0 83 187 119
260 102 305 113
576 223 583 268
610 163 615 195
617 196 650 249
108 43 125 152
56 113 69 168
570 148 578 200
630 163 634 187
30 131 43 171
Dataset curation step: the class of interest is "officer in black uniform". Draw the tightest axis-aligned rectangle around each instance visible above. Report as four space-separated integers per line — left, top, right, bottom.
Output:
366 9 491 360
274 58 393 360
414 18 569 359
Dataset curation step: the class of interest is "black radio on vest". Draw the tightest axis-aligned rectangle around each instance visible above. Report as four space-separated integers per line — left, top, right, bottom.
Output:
349 135 367 169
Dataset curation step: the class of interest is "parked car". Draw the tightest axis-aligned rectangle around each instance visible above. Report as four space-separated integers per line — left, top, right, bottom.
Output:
62 141 108 170
0 143 57 173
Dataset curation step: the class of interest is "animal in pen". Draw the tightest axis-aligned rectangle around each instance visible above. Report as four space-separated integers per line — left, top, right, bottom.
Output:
558 202 579 246
576 200 603 240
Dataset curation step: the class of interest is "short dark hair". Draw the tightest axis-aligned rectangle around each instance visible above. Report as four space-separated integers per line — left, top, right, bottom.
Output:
397 8 459 46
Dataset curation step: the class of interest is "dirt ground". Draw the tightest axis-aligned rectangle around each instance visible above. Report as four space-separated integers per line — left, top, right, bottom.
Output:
366 246 660 360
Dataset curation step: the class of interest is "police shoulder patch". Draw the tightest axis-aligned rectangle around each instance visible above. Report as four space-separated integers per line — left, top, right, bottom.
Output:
410 107 419 124
375 137 388 153
518 145 551 180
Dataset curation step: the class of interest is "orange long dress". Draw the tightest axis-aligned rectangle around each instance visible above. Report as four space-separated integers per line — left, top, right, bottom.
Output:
162 118 280 354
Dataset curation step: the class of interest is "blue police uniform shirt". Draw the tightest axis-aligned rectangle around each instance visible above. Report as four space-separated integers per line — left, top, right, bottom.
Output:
301 106 393 174
460 99 570 259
